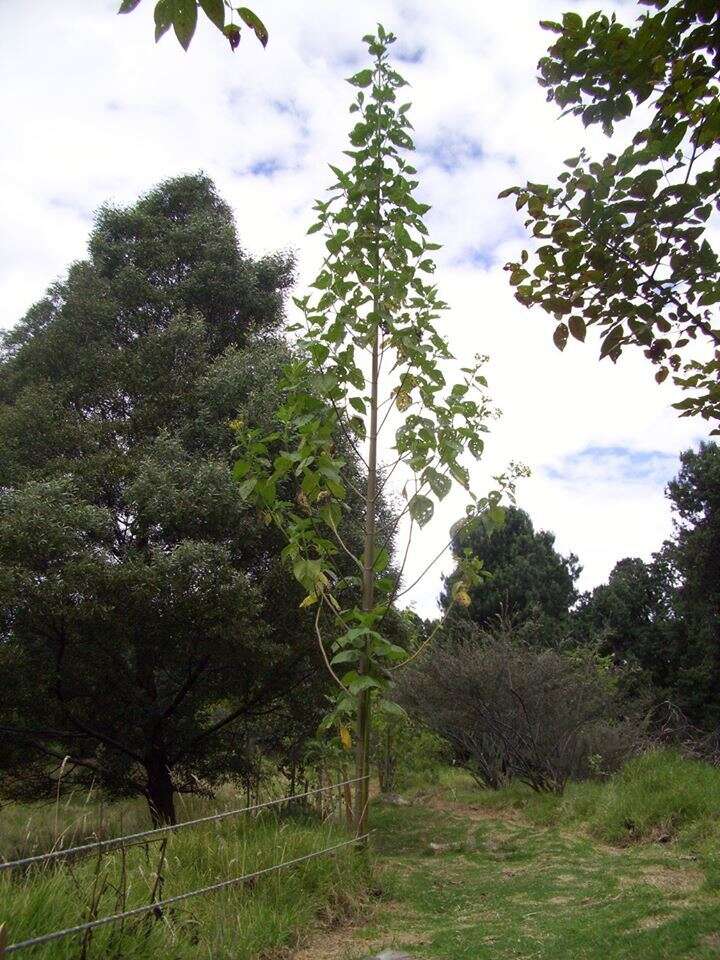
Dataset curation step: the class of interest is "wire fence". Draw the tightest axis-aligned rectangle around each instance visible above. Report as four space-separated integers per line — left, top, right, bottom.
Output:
0 775 368 873
0 774 370 957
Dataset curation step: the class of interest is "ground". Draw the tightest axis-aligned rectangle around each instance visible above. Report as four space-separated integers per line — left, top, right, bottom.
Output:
294 787 720 960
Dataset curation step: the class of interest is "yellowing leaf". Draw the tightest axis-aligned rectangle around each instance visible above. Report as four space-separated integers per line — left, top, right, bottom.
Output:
339 725 352 751
299 593 318 609
455 586 472 607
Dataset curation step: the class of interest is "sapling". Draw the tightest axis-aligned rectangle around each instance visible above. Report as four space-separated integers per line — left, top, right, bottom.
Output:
233 25 520 836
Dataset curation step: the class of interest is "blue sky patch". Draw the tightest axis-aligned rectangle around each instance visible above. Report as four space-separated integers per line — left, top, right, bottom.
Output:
545 445 679 486
248 158 285 177
420 133 485 172
397 45 425 63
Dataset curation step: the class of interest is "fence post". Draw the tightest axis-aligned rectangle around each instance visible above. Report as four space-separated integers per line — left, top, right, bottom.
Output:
0 921 7 959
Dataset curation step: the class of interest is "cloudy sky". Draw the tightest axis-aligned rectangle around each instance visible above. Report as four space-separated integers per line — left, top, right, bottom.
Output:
1 1 707 616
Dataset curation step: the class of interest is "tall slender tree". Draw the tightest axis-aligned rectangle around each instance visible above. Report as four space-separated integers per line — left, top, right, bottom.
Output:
234 27 516 837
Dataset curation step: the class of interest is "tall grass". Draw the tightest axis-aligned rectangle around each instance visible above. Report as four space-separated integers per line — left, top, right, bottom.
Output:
0 792 369 959
437 749 720 888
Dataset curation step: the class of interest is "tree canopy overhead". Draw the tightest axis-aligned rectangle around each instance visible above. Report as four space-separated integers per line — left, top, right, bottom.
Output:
0 174 334 824
118 0 268 53
503 0 720 430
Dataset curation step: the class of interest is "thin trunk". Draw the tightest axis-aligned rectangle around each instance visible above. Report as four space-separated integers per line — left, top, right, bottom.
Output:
354 323 379 841
355 65 383 842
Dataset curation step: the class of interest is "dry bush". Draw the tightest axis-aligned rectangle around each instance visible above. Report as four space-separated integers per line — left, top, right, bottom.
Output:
397 627 641 793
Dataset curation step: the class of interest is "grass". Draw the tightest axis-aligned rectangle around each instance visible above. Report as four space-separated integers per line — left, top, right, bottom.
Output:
298 751 720 959
4 751 720 959
0 789 369 959
437 750 720 892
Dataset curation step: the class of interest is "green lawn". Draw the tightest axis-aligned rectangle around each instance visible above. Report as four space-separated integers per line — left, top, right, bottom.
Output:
303 778 720 960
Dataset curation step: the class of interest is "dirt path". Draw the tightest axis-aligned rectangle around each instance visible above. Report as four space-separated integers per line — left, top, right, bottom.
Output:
292 790 720 960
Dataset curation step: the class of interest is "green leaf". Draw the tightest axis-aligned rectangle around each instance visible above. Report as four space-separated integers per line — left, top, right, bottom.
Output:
118 0 143 12
154 0 173 41
237 7 269 46
553 323 569 351
409 494 434 527
424 467 451 500
199 0 224 30
379 698 407 717
331 648 361 665
172 0 198 50
600 324 624 359
237 476 257 500
562 11 583 31
348 68 373 87
569 316 586 342
232 459 251 480
348 674 381 695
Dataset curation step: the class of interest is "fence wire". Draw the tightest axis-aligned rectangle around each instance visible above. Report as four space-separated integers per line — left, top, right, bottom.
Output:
1 775 367 872
3 832 370 954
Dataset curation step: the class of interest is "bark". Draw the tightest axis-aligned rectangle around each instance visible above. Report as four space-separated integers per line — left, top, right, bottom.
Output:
145 752 176 825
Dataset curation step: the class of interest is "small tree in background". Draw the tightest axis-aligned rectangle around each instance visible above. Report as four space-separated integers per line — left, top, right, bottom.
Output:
441 506 580 645
398 627 640 793
234 26 517 837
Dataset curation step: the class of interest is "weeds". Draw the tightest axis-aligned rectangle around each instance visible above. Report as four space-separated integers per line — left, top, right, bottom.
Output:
0 800 368 959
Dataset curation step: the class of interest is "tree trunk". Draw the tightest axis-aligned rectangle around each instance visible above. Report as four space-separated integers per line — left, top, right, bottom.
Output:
145 752 176 826
355 321 379 842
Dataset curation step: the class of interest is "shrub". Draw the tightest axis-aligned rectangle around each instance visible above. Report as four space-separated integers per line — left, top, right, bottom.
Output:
371 713 449 794
397 628 640 793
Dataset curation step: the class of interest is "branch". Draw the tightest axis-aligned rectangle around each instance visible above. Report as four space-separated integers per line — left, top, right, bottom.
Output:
315 600 347 692
392 597 455 671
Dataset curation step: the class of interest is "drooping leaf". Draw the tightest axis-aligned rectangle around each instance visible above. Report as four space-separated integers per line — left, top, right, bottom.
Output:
237 7 269 46
569 316 586 342
172 0 198 50
224 22 241 49
199 0 224 30
553 322 569 351
153 0 173 41
408 494 434 527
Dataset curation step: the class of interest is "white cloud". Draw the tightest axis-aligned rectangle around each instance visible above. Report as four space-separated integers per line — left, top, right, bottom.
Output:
1 0 709 618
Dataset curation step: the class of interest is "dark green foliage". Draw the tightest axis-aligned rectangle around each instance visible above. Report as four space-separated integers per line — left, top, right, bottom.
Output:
0 174 330 822
441 506 580 644
503 1 720 429
665 441 720 724
578 442 720 729
574 555 680 701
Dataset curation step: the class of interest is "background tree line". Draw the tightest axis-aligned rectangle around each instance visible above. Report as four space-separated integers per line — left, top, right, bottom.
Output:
435 443 720 730
393 443 720 795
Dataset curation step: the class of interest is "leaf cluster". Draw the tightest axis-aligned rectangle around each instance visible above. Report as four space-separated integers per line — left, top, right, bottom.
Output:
502 1 720 429
118 0 267 52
